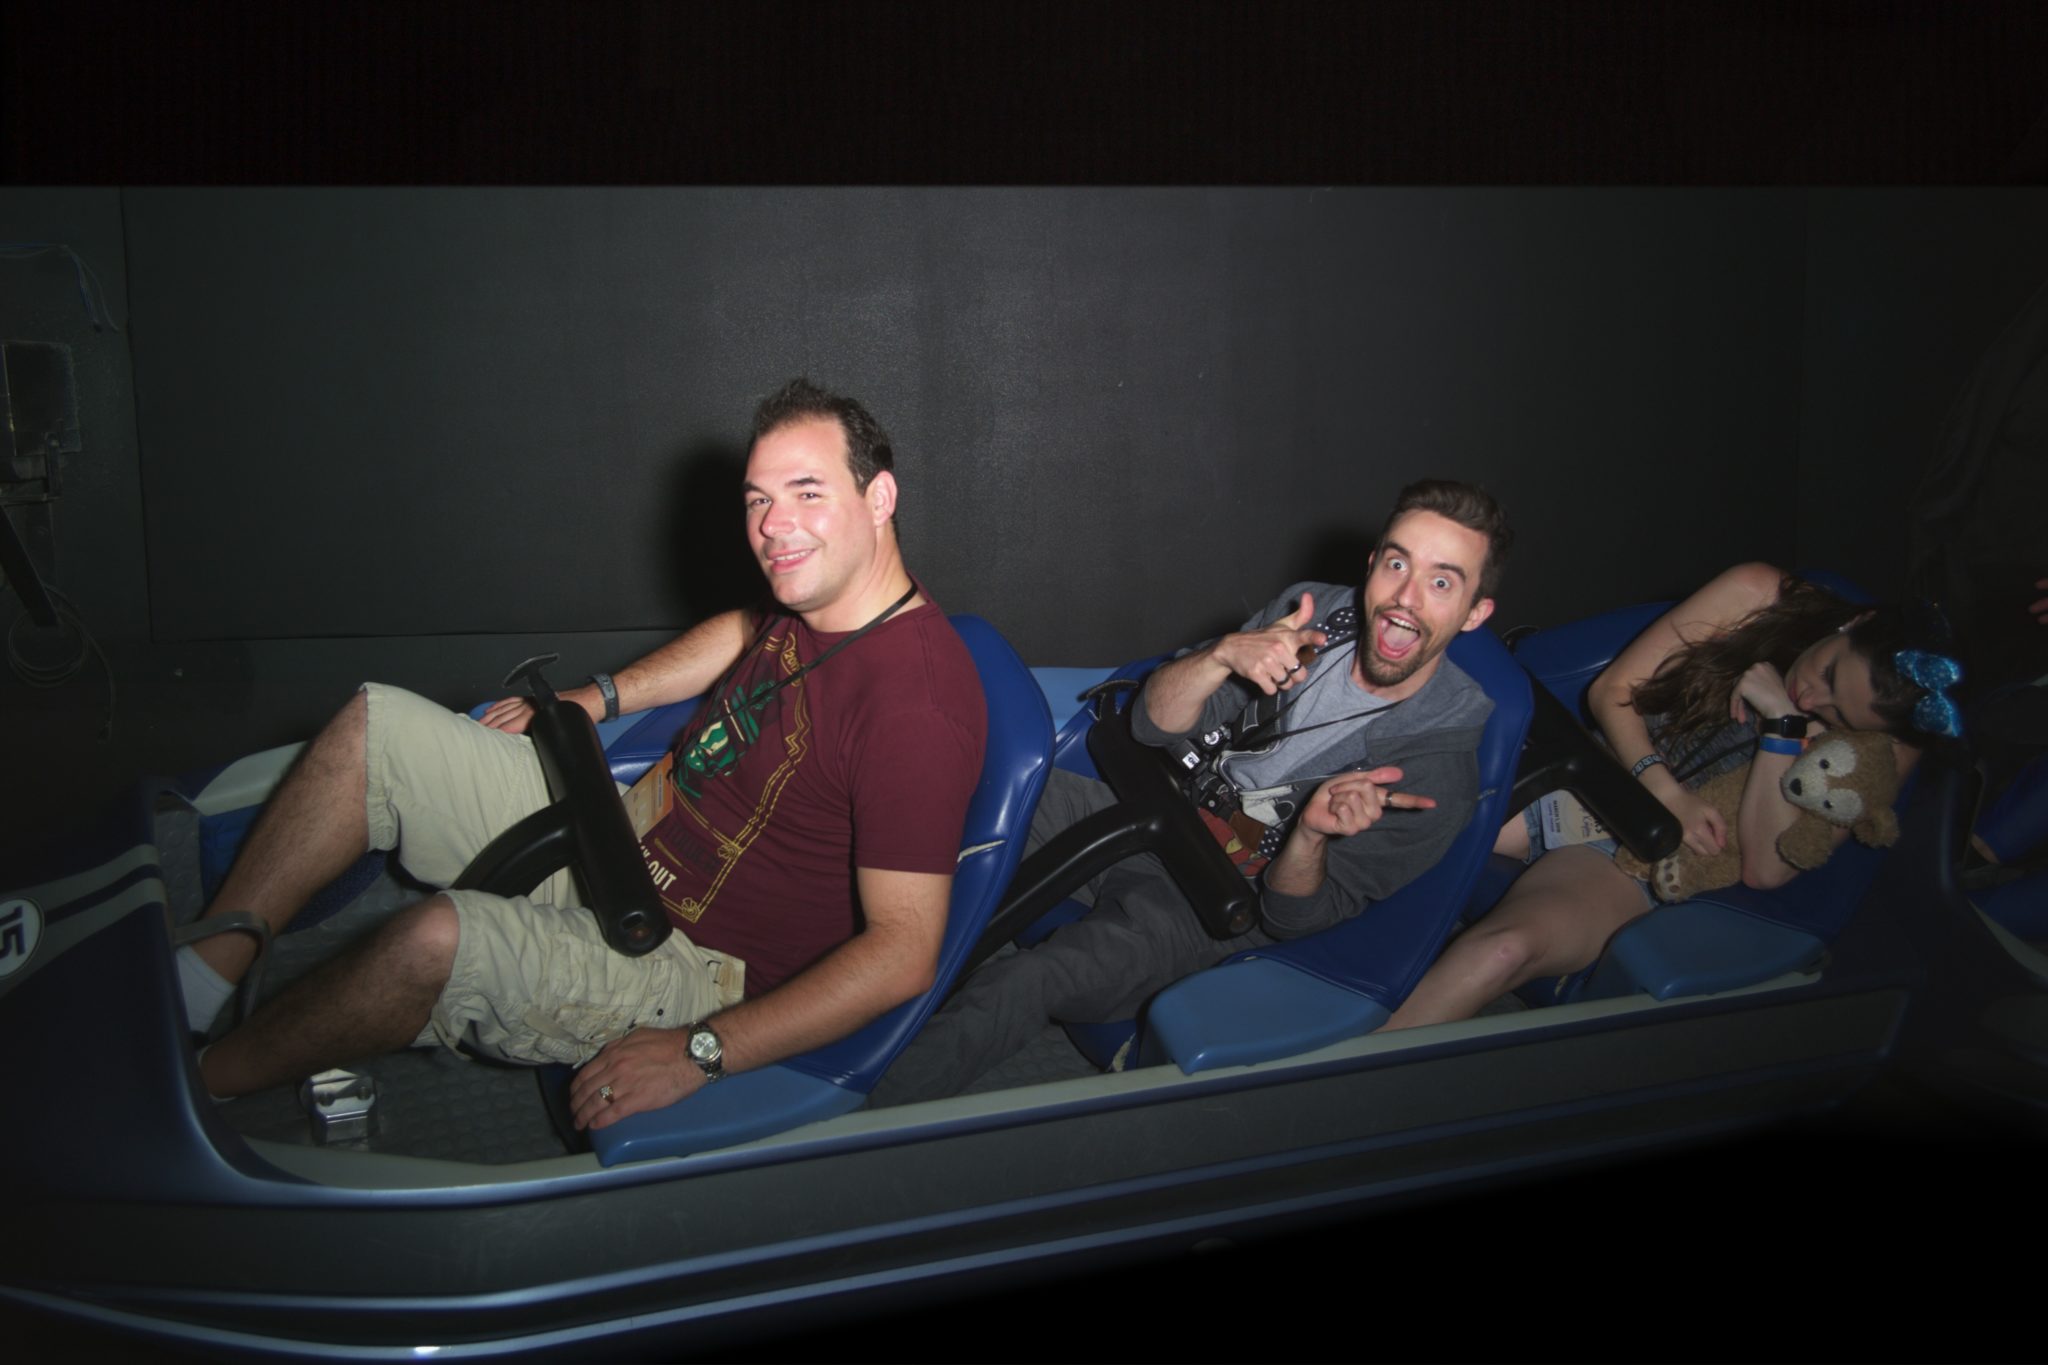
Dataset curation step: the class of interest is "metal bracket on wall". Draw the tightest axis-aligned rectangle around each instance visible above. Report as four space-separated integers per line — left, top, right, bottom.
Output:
1 340 79 628
0 506 54 626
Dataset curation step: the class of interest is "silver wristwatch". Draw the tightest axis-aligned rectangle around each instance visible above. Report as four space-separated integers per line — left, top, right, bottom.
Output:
685 1022 725 1082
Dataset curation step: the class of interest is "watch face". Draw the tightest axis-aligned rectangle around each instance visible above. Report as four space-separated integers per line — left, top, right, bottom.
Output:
690 1028 720 1063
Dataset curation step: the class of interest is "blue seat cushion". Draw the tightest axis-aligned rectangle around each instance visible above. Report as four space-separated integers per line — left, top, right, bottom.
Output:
1978 752 2048 865
1980 871 2048 940
1499 568 1891 1007
1584 901 1827 1001
590 614 1053 1163
1144 626 1534 1072
1509 600 1669 721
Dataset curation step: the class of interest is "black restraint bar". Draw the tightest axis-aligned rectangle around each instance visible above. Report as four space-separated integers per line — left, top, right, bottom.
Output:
452 656 672 958
955 667 1679 993
1508 683 1681 864
957 702 1260 985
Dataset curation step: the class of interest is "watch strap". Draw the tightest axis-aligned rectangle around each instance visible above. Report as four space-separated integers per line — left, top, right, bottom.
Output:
685 1022 725 1081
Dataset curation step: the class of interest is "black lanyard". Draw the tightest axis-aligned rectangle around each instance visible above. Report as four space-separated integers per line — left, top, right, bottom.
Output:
696 582 920 742
1231 641 1410 754
771 582 919 690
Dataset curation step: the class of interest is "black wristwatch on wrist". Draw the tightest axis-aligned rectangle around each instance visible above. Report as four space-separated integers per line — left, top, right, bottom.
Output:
684 1021 725 1082
1756 713 1809 739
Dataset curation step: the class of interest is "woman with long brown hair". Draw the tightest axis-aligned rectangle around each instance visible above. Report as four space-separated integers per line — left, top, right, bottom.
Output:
1384 561 1939 1030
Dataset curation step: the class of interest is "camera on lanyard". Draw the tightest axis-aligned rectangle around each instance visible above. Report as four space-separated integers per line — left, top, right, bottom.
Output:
1164 720 1245 818
1158 597 1363 822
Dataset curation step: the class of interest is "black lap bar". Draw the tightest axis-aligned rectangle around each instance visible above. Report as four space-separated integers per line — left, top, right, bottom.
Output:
453 662 672 957
1508 684 1681 863
959 703 1260 984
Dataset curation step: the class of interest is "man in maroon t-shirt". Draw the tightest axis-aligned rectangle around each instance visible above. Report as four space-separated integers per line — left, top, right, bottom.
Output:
634 600 978 999
185 380 986 1131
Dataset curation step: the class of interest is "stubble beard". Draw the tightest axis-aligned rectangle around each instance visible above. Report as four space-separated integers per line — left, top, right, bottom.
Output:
1358 609 1435 688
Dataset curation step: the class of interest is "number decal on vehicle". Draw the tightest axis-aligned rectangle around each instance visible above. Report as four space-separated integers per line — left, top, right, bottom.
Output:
0 898 43 978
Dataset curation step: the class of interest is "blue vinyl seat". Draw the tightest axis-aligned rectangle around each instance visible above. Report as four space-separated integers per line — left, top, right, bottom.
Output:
1141 626 1535 1070
1975 782 2048 942
587 614 1052 1163
1477 573 1913 1008
1967 690 2048 940
1011 628 1536 1073
1006 655 1168 1067
1009 653 1170 958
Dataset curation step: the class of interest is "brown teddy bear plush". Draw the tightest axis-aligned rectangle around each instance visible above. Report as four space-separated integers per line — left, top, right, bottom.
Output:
1614 728 1902 903
1774 729 1904 868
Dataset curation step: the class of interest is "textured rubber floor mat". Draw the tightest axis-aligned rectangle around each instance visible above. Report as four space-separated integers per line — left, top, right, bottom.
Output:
221 1047 570 1164
161 805 570 1163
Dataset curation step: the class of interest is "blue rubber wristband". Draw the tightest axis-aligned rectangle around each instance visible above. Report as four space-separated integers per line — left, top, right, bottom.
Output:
1757 735 1802 756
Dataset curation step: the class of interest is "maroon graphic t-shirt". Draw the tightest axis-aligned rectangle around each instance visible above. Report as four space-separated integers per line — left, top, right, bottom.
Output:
638 600 985 996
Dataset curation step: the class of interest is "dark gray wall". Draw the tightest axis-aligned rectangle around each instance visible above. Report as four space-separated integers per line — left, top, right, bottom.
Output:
1799 189 2048 598
122 188 1808 653
3 189 149 833
5 188 2047 846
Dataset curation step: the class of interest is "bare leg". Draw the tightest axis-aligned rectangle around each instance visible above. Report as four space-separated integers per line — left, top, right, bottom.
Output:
189 690 373 987
199 895 460 1098
1382 847 1650 1031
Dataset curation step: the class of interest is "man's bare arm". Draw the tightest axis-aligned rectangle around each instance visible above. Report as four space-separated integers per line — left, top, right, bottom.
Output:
1141 593 1328 737
567 866 952 1129
478 609 755 733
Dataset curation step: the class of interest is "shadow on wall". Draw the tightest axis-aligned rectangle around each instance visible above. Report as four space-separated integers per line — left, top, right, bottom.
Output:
1167 525 1384 648
654 438 766 625
1299 525 1381 602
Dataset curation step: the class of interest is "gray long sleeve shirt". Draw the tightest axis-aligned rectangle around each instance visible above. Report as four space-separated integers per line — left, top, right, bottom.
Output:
1132 581 1494 940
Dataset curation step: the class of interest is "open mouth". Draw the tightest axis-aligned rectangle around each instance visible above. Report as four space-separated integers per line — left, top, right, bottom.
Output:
765 547 816 575
1374 610 1423 661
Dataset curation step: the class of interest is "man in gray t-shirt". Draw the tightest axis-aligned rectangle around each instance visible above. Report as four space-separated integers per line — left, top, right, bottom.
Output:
1220 651 1393 800
873 480 1512 1105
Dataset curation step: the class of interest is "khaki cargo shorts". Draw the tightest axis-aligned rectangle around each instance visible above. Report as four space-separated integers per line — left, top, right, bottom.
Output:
360 682 746 1066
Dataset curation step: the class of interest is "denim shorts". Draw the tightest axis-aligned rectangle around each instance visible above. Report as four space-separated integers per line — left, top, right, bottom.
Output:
1520 804 1658 911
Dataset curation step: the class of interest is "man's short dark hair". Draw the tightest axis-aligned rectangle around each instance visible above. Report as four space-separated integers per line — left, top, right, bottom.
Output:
1377 479 1513 603
751 377 895 492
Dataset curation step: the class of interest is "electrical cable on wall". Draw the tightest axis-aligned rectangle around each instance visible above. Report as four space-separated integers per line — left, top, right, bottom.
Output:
0 240 118 738
5 580 116 741
0 241 124 332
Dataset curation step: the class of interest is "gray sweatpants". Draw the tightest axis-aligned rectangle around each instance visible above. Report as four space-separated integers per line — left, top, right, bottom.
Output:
870 768 1268 1106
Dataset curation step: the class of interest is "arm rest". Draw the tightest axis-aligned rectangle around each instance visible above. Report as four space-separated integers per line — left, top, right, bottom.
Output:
1587 901 1827 1000
1145 959 1391 1073
1510 682 1680 864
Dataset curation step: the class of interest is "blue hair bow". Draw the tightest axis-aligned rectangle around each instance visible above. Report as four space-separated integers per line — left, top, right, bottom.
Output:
1895 649 1964 739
